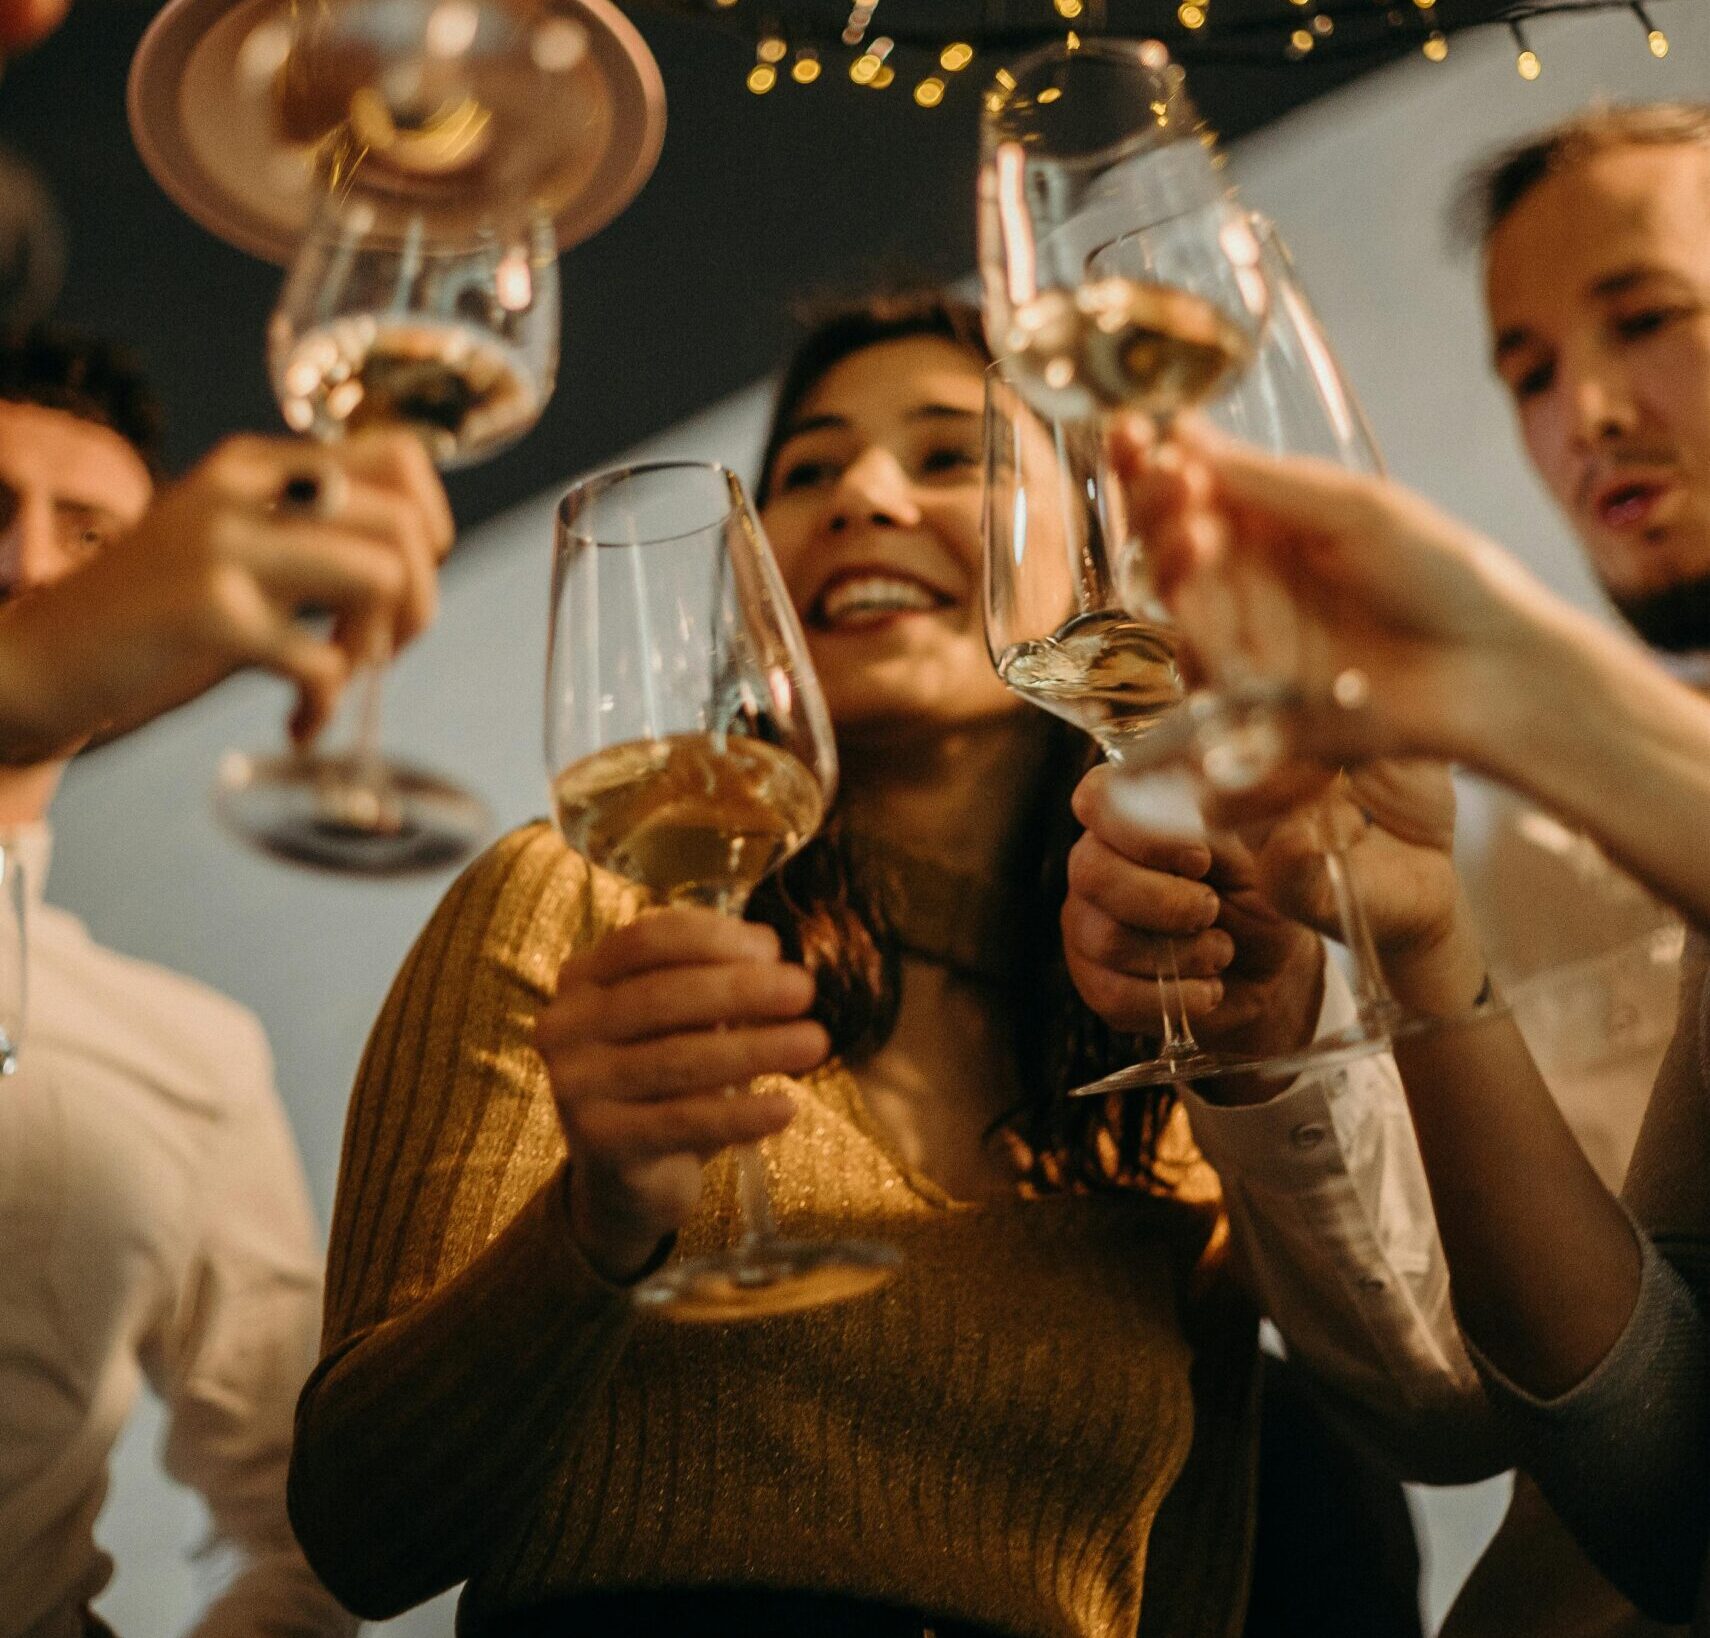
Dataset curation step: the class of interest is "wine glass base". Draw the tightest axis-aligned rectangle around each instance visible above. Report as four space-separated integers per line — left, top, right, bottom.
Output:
1069 1017 1397 1097
632 1238 902 1324
214 750 492 877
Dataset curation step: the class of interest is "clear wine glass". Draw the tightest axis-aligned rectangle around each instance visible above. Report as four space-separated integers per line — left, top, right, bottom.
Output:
984 361 1250 1086
977 38 1268 431
548 459 901 1323
1076 213 1479 1084
213 197 558 876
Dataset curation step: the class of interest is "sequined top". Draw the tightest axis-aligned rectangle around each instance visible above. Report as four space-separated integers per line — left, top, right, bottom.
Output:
288 824 1260 1636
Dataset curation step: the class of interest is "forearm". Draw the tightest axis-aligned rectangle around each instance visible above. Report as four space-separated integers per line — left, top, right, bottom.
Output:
288 1169 634 1619
1382 909 1643 1398
1474 610 1710 931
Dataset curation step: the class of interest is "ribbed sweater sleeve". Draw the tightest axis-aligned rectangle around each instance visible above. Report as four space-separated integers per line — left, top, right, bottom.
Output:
1467 1222 1709 1623
287 825 639 1619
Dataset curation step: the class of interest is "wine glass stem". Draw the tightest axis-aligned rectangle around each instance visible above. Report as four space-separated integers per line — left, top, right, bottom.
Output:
710 889 786 1254
1155 942 1201 1059
1313 805 1397 1030
349 629 394 804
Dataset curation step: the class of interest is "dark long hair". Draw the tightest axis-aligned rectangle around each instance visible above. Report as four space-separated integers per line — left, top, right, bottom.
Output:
746 290 1181 1194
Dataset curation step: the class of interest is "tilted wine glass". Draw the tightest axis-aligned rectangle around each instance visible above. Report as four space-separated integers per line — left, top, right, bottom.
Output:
548 459 901 1322
984 361 1255 1087
213 198 558 876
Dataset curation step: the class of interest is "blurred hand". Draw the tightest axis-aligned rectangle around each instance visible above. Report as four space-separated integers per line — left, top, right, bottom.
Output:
0 429 452 761
1107 416 1563 769
1064 764 1325 1078
1246 760 1465 968
534 908 830 1284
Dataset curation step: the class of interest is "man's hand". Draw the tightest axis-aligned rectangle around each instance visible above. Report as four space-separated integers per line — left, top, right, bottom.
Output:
0 429 453 763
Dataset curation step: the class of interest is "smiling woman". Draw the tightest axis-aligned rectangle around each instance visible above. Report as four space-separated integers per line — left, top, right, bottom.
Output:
283 289 1489 1638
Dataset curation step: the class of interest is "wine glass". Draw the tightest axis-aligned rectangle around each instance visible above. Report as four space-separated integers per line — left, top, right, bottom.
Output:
547 459 901 1323
1076 213 1505 1081
977 38 1268 431
985 361 1249 1086
213 198 558 875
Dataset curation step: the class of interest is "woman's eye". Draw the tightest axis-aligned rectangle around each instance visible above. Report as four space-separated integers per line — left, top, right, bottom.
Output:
919 445 979 478
1615 305 1692 341
776 460 839 493
1513 361 1555 401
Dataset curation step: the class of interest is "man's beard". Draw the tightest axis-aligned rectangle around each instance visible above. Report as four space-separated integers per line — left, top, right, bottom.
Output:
1610 573 1710 653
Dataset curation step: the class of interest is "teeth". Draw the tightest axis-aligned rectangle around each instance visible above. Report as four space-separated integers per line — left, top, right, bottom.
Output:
820 575 939 624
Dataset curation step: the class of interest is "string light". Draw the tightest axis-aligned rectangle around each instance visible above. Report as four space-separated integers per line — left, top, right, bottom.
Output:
1422 28 1448 57
757 32 786 61
746 61 776 91
1054 0 1084 16
791 45 821 80
1511 19 1541 77
841 0 875 47
850 33 894 84
1312 13 1333 35
1632 1 1670 54
1288 23 1314 51
1178 2 1207 28
914 74 945 105
940 41 974 70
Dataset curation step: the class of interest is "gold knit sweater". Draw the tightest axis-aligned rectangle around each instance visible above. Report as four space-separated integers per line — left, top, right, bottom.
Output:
288 824 1260 1636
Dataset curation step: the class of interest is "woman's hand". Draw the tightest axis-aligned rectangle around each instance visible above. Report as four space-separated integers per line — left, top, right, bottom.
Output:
534 908 831 1284
1063 764 1326 1097
1108 417 1572 772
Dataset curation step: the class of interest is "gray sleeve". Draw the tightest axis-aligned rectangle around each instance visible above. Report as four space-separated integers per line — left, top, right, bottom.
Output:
1467 1223 1710 1623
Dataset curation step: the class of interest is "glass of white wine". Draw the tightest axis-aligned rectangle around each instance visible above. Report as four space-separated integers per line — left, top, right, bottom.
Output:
213 197 559 876
985 361 1248 1086
548 459 901 1322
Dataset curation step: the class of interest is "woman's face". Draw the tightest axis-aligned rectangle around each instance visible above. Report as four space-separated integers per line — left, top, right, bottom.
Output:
761 335 1022 735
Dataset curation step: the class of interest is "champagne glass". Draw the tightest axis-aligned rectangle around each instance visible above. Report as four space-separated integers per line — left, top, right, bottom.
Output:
548 460 901 1323
985 361 1249 1086
214 198 558 875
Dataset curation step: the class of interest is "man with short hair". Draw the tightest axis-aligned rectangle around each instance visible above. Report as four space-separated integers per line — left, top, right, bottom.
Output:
0 327 376 1637
1439 101 1710 1638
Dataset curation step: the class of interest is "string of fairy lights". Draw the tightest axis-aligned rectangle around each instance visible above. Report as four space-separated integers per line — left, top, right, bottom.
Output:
633 0 1684 102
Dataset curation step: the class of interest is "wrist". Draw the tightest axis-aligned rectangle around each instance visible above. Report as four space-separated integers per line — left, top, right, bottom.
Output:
1379 894 1489 1019
561 1165 672 1287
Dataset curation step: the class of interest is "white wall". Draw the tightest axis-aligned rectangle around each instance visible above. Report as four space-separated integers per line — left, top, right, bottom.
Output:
69 6 1708 1631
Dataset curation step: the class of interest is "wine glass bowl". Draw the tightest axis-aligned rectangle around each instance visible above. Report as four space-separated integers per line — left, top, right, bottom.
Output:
548 460 899 1322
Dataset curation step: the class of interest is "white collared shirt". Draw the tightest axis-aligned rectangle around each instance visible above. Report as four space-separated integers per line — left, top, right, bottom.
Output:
0 824 354 1638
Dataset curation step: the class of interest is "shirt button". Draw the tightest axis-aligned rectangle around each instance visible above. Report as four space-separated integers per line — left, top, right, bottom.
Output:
1289 1121 1327 1151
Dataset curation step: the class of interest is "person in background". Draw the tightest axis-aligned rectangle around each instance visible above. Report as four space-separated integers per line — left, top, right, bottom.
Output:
1067 99 1710 1638
1109 293 1710 1630
0 326 448 1638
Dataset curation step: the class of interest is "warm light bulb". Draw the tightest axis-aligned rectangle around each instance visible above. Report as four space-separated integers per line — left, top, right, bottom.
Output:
1037 84 1063 102
1054 0 1084 17
850 52 880 83
1517 47 1541 77
941 41 974 70
872 63 895 87
1312 13 1333 34
914 75 945 106
791 50 821 82
1648 26 1670 54
1290 25 1314 50
1422 30 1448 59
1178 3 1206 27
746 62 776 92
757 34 786 62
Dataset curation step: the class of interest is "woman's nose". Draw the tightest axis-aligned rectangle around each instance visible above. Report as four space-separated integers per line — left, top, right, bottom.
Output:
827 447 922 532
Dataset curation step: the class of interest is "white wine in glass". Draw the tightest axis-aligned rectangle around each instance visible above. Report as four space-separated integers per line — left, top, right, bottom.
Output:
549 460 900 1323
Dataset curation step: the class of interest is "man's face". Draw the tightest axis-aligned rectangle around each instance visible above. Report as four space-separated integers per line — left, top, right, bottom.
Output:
1485 143 1710 650
0 400 152 821
0 400 152 605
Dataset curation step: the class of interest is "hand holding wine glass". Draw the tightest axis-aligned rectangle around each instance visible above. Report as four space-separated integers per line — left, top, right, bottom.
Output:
536 908 828 1285
547 459 900 1321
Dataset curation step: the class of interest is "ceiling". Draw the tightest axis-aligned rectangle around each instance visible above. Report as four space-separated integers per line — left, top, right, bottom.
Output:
0 0 1489 531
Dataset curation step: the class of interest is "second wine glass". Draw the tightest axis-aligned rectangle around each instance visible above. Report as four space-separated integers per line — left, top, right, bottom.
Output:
213 200 559 876
548 459 901 1322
